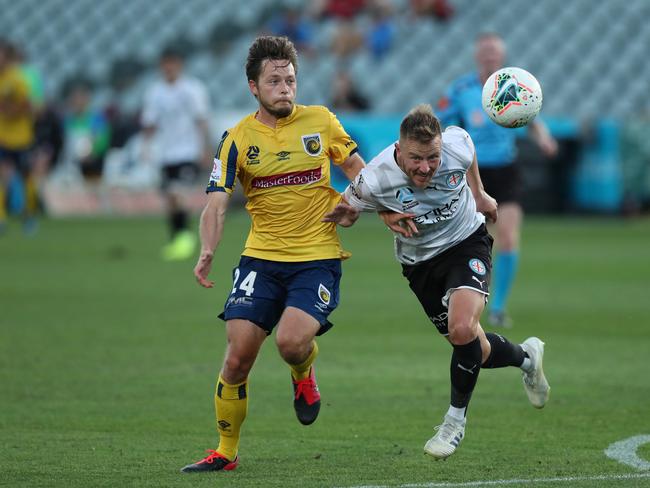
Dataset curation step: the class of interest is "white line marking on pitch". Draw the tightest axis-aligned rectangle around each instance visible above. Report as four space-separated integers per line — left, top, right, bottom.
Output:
604 434 650 470
341 472 650 488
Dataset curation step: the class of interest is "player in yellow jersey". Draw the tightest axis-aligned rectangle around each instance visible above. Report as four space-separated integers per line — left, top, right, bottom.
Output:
0 39 35 234
181 36 365 473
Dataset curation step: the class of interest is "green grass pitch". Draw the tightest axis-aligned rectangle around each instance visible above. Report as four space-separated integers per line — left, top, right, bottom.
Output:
1 214 649 487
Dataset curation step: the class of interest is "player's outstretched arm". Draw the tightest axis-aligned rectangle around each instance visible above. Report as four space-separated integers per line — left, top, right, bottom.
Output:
194 191 230 288
466 153 498 223
378 211 418 237
529 120 558 158
338 152 366 181
323 198 360 227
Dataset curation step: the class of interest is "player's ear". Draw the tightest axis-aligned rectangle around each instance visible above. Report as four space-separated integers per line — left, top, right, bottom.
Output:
395 141 401 157
248 79 258 98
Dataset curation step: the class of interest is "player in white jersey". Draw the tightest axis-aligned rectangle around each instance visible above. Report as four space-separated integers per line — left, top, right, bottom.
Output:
324 105 550 460
141 46 212 261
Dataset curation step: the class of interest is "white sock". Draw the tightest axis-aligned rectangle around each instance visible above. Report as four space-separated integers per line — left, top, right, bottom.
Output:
446 405 466 422
520 355 533 373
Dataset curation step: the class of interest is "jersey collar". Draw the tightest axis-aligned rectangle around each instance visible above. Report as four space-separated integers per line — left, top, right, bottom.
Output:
251 104 298 131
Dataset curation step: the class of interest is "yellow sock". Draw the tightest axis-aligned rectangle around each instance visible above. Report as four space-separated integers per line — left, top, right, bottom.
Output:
290 341 319 381
25 176 38 215
215 375 248 461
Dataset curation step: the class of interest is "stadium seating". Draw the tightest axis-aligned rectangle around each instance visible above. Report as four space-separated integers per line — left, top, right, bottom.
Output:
1 0 648 118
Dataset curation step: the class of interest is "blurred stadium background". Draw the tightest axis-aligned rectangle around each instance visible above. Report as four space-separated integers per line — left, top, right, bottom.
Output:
2 2 650 487
1 0 649 215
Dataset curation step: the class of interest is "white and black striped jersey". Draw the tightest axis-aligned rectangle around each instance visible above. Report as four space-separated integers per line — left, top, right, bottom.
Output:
343 126 485 265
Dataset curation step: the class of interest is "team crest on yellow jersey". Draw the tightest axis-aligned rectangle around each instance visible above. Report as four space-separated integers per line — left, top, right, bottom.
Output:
318 283 331 305
301 133 322 156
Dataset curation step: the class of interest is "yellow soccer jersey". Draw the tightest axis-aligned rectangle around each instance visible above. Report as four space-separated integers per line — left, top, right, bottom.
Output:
0 66 34 150
207 104 358 262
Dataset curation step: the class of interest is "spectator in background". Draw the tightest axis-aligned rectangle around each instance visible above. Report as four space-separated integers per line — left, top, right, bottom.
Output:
331 20 364 59
141 46 212 261
62 79 110 183
311 0 366 59
410 0 455 21
331 70 370 112
366 0 395 60
266 7 315 56
311 0 366 19
0 38 36 234
436 32 557 328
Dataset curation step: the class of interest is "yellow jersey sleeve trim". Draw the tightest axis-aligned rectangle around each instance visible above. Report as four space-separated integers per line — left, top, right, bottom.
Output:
206 130 239 194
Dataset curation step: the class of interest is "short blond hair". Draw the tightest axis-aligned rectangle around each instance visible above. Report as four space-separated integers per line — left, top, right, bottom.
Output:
399 104 442 144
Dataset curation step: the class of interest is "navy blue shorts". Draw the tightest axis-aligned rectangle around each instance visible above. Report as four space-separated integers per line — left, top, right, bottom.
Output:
219 256 342 336
0 146 31 174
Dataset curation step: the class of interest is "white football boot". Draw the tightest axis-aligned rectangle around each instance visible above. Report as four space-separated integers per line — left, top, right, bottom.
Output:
520 337 550 408
424 415 466 460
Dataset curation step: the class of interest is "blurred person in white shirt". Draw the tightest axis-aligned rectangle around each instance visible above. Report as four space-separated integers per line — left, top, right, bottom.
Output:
141 46 212 261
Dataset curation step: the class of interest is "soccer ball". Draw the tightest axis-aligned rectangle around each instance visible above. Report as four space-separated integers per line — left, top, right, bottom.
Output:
481 67 543 128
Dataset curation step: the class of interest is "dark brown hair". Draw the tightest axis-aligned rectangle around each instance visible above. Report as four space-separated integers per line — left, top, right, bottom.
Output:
245 36 298 82
399 104 442 144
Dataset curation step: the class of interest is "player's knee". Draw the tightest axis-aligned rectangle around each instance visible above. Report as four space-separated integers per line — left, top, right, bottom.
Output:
276 335 309 364
448 318 478 345
499 236 518 252
222 354 254 382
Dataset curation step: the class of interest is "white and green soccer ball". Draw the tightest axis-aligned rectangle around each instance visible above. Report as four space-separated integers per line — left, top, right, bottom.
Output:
481 67 543 128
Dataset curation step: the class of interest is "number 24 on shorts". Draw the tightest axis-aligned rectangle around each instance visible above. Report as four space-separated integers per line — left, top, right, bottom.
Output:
232 269 257 296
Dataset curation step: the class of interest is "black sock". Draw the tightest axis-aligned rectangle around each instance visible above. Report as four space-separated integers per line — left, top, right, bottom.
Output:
450 336 482 409
482 332 526 369
169 210 188 238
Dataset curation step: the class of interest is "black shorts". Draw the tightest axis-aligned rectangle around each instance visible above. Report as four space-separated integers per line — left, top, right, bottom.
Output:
479 164 521 205
401 224 493 336
161 161 199 191
0 146 31 175
80 157 104 178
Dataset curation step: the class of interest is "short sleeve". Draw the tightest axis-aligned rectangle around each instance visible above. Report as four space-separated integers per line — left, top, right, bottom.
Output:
443 126 475 170
343 169 379 212
206 130 239 194
326 109 358 165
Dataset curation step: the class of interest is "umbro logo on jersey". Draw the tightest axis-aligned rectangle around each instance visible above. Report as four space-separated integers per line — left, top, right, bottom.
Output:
246 145 260 165
301 133 322 156
276 151 290 161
